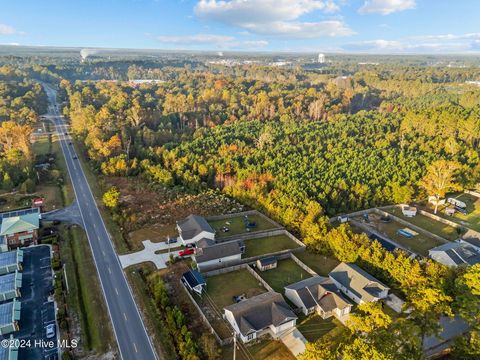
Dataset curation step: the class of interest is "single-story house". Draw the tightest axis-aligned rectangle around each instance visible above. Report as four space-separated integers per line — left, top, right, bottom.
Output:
429 241 480 267
0 250 23 276
176 215 215 245
0 300 21 335
0 271 22 302
181 270 206 295
194 240 244 271
0 208 40 251
401 206 417 217
285 276 352 319
329 262 390 304
224 292 297 343
256 256 277 271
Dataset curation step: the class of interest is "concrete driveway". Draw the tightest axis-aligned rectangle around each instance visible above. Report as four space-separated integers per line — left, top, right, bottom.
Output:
280 328 306 357
119 240 186 269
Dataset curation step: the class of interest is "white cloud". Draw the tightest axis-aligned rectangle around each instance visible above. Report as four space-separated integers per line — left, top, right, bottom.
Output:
359 0 415 15
156 33 268 49
0 24 17 35
344 32 480 53
193 0 352 39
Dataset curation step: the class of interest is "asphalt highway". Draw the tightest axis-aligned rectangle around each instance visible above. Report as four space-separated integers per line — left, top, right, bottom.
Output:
42 84 158 360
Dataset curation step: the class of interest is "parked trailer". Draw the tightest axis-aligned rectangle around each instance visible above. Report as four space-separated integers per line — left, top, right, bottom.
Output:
447 198 466 209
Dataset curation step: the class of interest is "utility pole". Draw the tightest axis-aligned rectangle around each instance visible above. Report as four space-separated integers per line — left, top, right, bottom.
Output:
233 332 236 360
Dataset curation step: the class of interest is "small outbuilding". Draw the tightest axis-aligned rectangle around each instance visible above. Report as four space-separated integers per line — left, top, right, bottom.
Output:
182 270 206 295
256 256 277 272
401 206 417 217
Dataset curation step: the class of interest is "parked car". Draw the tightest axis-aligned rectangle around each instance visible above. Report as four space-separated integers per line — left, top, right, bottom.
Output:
186 243 196 249
72 156 78 159
179 248 195 257
46 324 56 339
165 237 178 245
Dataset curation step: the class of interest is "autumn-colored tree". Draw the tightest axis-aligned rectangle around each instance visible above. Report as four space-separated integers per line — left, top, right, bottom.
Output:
103 186 121 209
419 160 461 213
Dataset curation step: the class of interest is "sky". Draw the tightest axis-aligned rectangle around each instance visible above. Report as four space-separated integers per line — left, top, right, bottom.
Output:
1 0 480 53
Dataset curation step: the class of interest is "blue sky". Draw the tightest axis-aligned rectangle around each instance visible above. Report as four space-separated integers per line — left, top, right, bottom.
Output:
1 0 480 53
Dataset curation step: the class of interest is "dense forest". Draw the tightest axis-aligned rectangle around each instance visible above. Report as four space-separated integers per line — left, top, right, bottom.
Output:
1 52 479 359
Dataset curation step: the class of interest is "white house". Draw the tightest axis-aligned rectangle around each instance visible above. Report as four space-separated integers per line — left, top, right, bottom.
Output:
224 292 297 343
329 262 389 304
285 276 351 319
176 215 215 245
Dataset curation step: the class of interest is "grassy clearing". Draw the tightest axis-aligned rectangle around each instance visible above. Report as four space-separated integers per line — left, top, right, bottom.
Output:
60 225 115 354
257 258 311 292
221 339 295 360
358 213 445 256
387 207 461 241
427 193 480 232
243 235 300 258
209 214 278 238
206 269 267 309
297 314 343 343
294 251 340 276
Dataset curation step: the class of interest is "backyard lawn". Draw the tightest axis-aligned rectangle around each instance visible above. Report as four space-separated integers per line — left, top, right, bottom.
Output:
208 214 278 238
387 207 461 241
206 269 266 309
258 258 311 292
429 193 480 233
243 234 300 258
294 251 340 276
297 314 344 343
221 339 295 360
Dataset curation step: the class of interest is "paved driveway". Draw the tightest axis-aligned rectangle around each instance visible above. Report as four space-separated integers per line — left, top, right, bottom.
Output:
280 328 306 357
119 240 185 269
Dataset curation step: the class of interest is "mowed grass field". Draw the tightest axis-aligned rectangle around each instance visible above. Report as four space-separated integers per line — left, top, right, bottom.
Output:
297 314 344 343
363 213 445 256
257 258 311 292
206 269 266 309
243 234 300 258
431 193 480 232
387 207 461 241
294 251 340 276
208 214 278 238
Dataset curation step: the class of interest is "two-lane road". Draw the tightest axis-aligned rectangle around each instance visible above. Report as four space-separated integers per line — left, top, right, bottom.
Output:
43 84 158 360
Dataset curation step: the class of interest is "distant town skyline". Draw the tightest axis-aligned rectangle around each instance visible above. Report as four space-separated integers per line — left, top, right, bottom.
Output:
1 0 480 54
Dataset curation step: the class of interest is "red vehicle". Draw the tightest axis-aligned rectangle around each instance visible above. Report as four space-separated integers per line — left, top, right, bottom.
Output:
179 248 195 257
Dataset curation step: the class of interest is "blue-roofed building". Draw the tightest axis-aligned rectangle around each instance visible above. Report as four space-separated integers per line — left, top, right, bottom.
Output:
0 300 21 335
0 250 23 276
0 271 22 302
181 270 206 295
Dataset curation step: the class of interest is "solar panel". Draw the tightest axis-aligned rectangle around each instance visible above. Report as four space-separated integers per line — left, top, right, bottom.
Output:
0 302 14 326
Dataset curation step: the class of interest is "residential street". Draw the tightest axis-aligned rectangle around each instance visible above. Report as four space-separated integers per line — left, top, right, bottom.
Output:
42 84 158 360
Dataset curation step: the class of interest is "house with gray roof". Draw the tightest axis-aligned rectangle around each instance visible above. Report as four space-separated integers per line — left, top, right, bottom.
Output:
224 292 297 343
193 239 244 271
429 241 480 267
176 215 215 245
329 262 389 304
285 276 352 318
460 229 480 251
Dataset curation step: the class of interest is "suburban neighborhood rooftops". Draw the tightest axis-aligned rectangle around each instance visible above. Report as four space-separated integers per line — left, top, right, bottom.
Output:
0 272 22 294
194 241 243 263
258 256 277 267
177 215 214 240
0 209 40 237
0 250 23 269
429 241 480 266
196 237 216 248
224 292 297 336
0 300 21 328
461 230 480 249
285 276 350 312
182 270 206 289
329 262 389 302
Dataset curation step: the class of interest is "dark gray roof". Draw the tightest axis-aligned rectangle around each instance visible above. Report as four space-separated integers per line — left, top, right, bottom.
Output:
429 242 480 266
224 292 297 336
177 215 214 240
285 276 350 312
462 230 480 249
329 262 389 302
196 237 216 248
258 256 277 267
194 241 242 263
